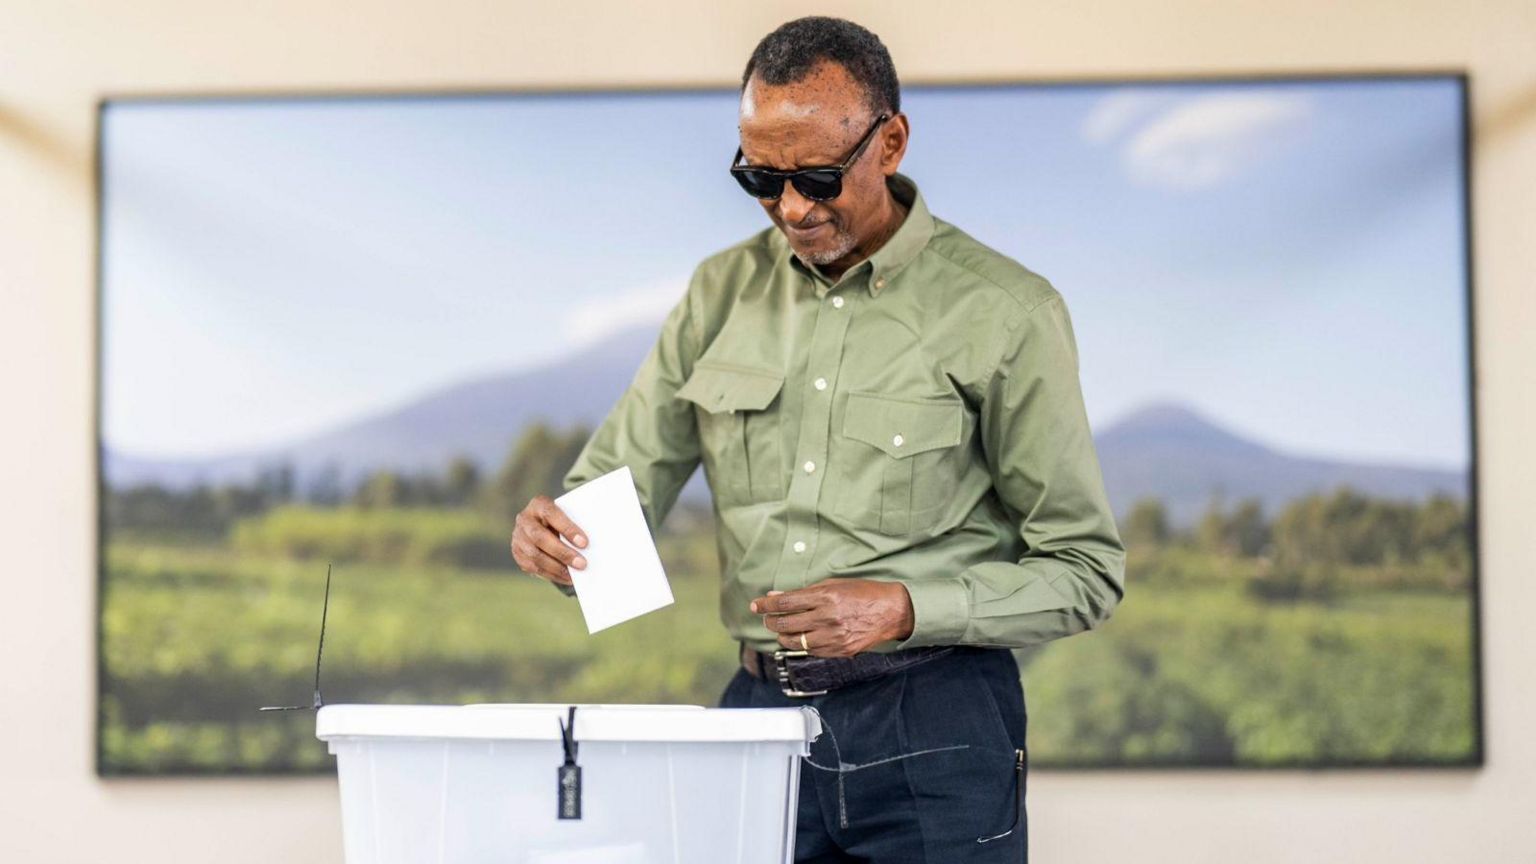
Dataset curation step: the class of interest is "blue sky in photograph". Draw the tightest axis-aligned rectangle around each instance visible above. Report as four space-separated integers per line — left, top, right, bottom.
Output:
100 77 1467 469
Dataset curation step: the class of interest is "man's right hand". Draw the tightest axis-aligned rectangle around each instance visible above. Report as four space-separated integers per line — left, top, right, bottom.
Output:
510 495 588 587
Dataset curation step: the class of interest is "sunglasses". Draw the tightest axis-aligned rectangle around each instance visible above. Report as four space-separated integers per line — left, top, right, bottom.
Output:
729 113 891 202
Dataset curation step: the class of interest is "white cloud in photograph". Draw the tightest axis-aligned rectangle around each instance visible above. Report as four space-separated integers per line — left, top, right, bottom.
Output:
1080 89 1180 144
1085 89 1312 190
563 276 688 350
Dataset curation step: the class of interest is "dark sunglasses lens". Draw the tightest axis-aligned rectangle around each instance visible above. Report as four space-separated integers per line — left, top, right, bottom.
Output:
791 171 842 201
733 169 785 199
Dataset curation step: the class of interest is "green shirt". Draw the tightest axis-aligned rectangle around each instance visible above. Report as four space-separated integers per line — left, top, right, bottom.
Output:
561 171 1126 654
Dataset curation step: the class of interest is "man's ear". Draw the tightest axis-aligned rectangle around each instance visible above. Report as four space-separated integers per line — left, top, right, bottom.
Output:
880 112 909 174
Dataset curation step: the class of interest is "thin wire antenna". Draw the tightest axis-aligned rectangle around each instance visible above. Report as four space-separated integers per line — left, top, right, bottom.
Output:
260 563 334 712
311 562 332 708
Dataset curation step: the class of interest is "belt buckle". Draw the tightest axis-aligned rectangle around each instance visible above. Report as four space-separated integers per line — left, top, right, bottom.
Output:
771 649 829 698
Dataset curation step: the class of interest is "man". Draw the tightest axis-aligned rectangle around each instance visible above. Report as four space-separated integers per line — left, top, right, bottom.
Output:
510 16 1126 863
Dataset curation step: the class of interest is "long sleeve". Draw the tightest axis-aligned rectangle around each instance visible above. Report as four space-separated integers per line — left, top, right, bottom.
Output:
895 292 1127 648
558 270 704 538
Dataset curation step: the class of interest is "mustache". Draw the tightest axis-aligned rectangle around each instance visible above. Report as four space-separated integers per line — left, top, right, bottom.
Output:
788 217 834 230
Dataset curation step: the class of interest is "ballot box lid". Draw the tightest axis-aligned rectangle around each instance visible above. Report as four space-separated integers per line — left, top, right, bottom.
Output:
316 703 822 744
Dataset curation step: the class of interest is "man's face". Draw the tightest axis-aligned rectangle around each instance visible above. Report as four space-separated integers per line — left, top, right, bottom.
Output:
738 61 907 272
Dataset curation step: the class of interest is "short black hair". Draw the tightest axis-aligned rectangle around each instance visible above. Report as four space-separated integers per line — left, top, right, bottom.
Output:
741 16 900 118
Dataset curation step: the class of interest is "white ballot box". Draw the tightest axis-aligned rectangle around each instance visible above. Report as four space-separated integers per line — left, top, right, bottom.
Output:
317 703 822 864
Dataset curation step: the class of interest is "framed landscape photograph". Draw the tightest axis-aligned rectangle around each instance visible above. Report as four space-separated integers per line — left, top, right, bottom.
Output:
96 74 1478 773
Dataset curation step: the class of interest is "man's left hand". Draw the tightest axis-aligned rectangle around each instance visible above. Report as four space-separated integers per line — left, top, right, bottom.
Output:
749 580 915 658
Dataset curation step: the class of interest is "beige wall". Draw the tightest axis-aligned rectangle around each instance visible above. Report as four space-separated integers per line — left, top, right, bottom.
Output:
2 1 1533 861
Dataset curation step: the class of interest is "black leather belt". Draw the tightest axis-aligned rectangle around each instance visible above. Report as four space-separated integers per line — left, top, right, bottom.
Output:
740 642 956 698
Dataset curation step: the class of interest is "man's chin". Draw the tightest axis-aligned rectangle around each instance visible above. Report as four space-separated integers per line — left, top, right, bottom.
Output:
792 243 825 263
789 239 841 267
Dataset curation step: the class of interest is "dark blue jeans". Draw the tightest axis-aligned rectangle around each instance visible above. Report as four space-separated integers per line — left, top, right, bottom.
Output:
718 646 1028 863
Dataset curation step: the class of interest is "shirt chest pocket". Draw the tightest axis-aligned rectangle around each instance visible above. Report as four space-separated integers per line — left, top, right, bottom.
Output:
836 391 966 535
674 359 786 505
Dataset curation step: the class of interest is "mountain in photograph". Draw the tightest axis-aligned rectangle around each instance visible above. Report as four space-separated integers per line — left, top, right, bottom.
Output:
104 326 1469 528
1094 402 1467 528
105 323 663 492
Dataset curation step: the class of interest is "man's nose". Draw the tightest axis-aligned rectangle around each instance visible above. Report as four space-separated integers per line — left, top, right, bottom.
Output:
776 183 816 225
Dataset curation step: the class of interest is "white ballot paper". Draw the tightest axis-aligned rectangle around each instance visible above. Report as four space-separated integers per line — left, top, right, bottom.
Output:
553 464 674 633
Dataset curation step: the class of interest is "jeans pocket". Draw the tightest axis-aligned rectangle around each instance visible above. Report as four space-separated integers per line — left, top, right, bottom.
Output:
894 656 1026 846
975 652 1026 748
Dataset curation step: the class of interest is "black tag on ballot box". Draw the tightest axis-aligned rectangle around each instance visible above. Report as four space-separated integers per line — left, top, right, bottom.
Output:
557 763 582 820
557 706 582 820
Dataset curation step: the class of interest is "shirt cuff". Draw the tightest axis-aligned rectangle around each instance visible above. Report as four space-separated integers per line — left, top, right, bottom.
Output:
892 578 969 648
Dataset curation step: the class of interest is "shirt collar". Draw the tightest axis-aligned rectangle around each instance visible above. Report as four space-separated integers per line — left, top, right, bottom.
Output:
775 171 935 298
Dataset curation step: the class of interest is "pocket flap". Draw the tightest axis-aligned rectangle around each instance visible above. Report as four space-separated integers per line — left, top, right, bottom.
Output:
843 391 964 457
675 360 785 415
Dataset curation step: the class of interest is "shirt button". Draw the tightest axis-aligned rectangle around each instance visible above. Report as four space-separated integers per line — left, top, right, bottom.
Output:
793 540 807 554
814 377 827 391
831 296 845 309
893 434 904 447
875 277 886 290
803 460 816 474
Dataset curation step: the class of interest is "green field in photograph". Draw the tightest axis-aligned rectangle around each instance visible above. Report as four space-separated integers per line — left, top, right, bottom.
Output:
100 506 1476 773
